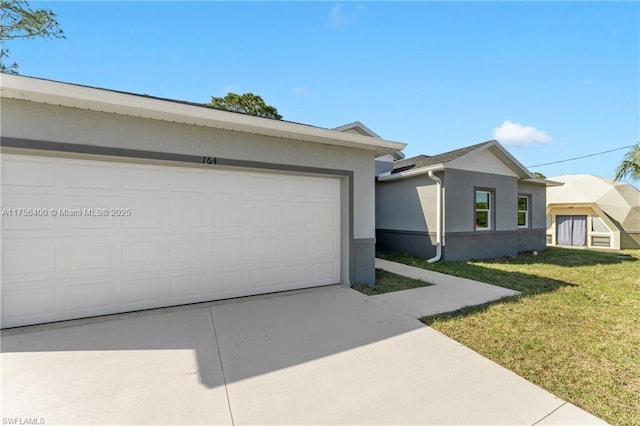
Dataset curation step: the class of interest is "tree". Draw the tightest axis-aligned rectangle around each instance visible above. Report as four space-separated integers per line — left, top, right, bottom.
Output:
614 144 640 181
532 172 546 179
209 92 282 120
0 0 64 74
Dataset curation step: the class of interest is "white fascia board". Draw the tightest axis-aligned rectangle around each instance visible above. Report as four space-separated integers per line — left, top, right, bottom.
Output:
522 178 564 187
0 74 406 155
377 164 444 181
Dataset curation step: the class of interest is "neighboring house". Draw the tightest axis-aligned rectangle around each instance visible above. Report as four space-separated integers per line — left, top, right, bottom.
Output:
375 140 551 261
0 74 405 328
546 174 640 250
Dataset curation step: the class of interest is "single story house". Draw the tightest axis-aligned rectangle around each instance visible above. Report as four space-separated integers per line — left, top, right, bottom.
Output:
0 74 406 328
546 174 640 250
375 140 552 261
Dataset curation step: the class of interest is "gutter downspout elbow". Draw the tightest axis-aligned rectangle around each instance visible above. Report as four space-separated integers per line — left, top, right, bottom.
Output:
426 170 442 263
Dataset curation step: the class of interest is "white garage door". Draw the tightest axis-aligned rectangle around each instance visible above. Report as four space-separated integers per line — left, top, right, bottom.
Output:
1 152 341 328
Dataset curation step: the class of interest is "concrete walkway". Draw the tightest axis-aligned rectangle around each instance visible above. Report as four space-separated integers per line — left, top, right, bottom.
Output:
375 258 521 318
1 286 606 425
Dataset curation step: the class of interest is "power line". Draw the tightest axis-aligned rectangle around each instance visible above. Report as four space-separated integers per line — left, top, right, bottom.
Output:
527 144 637 168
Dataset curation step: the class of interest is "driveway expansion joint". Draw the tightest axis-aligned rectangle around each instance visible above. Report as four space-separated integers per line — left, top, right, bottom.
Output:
210 307 235 426
531 401 568 425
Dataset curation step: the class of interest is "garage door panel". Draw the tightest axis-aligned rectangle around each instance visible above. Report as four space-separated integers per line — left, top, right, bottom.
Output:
1 198 55 231
311 206 339 228
1 156 55 187
121 240 168 267
61 161 114 190
2 284 56 318
122 199 166 228
121 277 164 306
250 267 279 289
283 206 308 228
170 169 210 193
282 178 310 198
249 176 281 197
65 281 115 311
213 203 246 227
213 270 245 294
249 236 280 260
283 264 309 286
312 261 340 282
59 202 118 229
311 234 339 255
312 180 339 200
249 204 281 228
1 153 342 328
65 241 113 271
170 201 210 228
212 238 245 266
283 236 308 257
212 173 245 194
2 240 55 275
121 165 165 192
169 273 211 299
170 239 209 265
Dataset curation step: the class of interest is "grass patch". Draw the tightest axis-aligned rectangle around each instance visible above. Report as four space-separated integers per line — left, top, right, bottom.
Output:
352 268 433 295
379 247 640 426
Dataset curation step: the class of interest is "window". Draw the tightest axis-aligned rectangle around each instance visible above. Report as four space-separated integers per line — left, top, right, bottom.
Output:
591 216 610 233
517 195 529 228
475 190 491 230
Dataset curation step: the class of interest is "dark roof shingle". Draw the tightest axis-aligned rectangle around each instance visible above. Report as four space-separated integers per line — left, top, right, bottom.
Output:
391 141 493 174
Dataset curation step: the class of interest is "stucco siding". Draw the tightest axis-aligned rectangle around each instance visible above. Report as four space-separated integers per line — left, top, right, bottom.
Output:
375 174 439 233
375 229 437 259
518 181 547 229
2 98 382 285
517 228 547 253
444 169 518 232
443 231 519 261
3 99 377 239
375 168 547 261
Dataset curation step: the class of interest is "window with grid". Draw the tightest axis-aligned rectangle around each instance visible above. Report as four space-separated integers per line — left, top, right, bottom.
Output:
475 190 491 230
517 195 529 228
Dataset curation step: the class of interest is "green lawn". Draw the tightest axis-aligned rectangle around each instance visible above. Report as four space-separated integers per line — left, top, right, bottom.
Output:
352 268 433 295
379 248 640 426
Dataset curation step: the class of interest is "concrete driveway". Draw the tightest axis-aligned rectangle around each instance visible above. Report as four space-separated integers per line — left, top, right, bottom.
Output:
1 286 604 425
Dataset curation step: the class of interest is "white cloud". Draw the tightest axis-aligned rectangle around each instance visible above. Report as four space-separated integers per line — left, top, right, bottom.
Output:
492 120 552 147
328 4 364 27
329 4 347 27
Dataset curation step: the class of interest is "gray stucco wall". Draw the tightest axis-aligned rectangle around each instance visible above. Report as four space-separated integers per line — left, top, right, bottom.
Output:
443 168 518 232
375 168 547 261
375 173 440 259
2 98 378 285
375 173 440 233
517 181 547 229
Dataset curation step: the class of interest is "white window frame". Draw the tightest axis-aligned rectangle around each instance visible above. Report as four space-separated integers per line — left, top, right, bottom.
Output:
475 190 492 231
517 195 529 228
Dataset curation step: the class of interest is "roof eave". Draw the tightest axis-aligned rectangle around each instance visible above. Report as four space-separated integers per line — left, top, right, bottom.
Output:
377 164 444 181
0 74 406 156
521 178 564 187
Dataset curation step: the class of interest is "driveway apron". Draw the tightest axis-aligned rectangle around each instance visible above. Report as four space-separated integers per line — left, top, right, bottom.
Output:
1 286 605 425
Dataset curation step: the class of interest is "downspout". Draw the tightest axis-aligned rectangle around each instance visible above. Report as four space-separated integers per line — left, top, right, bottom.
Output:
426 170 443 263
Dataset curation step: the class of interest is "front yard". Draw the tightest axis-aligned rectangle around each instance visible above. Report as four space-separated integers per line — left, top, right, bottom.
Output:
379 247 640 426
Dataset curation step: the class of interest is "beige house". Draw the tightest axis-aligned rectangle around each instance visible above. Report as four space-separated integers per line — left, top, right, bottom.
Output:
546 174 640 250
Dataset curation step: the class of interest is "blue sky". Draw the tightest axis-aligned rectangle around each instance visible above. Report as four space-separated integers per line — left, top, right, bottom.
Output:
7 1 639 182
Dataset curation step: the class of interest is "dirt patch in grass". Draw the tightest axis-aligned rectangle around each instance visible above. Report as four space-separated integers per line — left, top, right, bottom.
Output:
352 269 433 296
379 248 640 426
